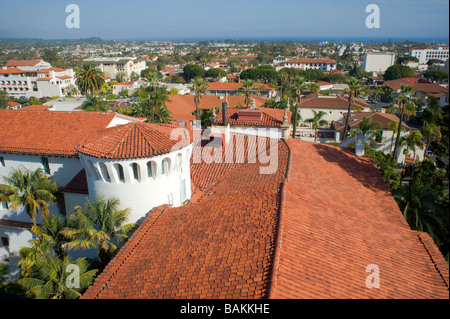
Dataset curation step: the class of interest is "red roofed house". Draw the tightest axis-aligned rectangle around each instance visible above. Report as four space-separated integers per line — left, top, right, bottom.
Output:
284 58 337 71
293 93 371 142
1 107 447 299
1 60 76 99
80 132 448 299
0 110 160 278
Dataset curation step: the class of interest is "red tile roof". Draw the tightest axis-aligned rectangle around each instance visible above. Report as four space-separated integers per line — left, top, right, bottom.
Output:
165 94 267 122
17 105 50 111
76 122 187 160
5 60 42 67
215 106 291 127
0 110 116 157
269 140 449 299
81 138 448 299
333 112 411 131
0 68 37 74
61 169 89 194
82 136 290 299
299 93 369 110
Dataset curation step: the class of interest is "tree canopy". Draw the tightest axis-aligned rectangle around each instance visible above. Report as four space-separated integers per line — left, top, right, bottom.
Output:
383 64 415 81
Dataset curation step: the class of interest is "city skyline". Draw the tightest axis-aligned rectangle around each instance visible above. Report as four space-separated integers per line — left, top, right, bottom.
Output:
0 0 448 41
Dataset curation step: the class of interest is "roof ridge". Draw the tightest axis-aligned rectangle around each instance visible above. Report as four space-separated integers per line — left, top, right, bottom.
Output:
416 232 449 289
268 139 291 299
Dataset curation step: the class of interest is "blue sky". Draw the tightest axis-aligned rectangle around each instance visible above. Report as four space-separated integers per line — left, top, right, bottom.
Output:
0 0 448 41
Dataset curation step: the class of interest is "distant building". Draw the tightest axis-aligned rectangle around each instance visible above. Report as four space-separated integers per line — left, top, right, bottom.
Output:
408 46 449 64
362 52 396 75
0 60 76 99
84 57 146 81
284 58 337 71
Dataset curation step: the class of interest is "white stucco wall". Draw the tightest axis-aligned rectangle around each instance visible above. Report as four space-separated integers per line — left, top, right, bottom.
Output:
79 144 193 224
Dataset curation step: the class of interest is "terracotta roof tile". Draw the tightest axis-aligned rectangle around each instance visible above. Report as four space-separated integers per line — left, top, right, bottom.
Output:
0 110 115 157
81 137 448 299
82 136 289 299
269 140 449 299
61 169 89 194
76 122 187 160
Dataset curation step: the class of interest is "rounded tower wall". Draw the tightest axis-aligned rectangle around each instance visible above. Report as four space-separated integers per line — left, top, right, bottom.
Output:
79 144 192 223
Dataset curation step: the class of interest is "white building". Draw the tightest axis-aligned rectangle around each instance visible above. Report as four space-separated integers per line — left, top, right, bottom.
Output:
0 109 192 278
297 93 371 125
283 58 337 71
0 60 76 99
409 46 449 64
362 52 396 75
84 57 147 81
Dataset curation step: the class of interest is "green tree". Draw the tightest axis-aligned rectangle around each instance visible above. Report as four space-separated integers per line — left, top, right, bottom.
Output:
192 77 209 120
204 68 226 79
0 90 10 109
183 64 205 82
80 95 109 112
141 69 163 90
241 79 256 108
383 64 415 81
341 78 364 142
392 85 416 161
351 117 382 148
18 253 97 299
305 110 329 142
399 130 424 160
0 167 58 225
424 70 449 83
393 181 446 245
75 62 105 96
64 197 137 265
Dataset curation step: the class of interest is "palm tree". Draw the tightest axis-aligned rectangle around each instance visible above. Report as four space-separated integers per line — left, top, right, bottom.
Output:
388 121 406 154
75 62 105 96
393 181 445 243
305 110 328 142
290 76 306 130
342 78 364 142
0 89 10 109
32 214 70 259
142 69 163 91
351 117 382 149
64 197 137 265
400 130 424 161
392 85 416 161
80 95 109 112
0 167 58 225
18 253 97 299
241 79 255 107
192 77 209 120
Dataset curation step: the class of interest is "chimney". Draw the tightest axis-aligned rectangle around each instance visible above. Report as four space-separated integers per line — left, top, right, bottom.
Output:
222 94 229 126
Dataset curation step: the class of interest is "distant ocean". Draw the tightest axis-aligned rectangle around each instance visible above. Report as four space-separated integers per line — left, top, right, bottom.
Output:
121 36 449 43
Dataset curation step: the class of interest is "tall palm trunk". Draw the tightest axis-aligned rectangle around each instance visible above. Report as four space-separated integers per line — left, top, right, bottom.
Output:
393 106 404 161
341 97 352 142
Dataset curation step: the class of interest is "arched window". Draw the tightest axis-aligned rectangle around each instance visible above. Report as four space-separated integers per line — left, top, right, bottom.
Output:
176 153 183 171
161 158 171 176
147 161 154 178
114 163 125 183
131 163 140 182
99 162 111 183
